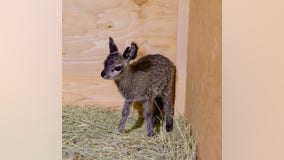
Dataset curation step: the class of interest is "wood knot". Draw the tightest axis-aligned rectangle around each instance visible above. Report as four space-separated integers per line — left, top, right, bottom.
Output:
133 0 148 7
97 22 113 30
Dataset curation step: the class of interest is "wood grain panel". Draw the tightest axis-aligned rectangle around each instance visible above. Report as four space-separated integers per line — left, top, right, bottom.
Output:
185 0 222 159
63 0 178 107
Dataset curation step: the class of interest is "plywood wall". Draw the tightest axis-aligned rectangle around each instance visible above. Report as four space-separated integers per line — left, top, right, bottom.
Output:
63 0 178 107
185 0 222 159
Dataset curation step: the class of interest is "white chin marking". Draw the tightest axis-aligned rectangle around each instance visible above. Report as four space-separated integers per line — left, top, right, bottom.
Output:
103 76 113 80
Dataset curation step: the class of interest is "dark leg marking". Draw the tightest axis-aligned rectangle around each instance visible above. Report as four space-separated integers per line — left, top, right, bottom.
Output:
118 101 132 132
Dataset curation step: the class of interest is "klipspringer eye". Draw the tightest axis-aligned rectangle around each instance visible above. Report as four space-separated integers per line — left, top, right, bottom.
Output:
114 66 122 71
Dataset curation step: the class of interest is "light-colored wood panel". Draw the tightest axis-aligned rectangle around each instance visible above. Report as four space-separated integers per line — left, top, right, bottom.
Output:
63 0 178 109
175 0 190 114
185 0 222 159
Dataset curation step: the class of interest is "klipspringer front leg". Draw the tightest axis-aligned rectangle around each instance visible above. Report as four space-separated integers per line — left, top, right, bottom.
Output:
118 101 132 132
143 100 155 137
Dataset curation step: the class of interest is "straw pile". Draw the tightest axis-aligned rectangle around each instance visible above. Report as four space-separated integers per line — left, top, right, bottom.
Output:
63 106 197 160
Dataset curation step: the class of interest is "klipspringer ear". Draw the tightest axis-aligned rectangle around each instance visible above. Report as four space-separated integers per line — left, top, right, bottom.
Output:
109 37 118 53
123 42 138 62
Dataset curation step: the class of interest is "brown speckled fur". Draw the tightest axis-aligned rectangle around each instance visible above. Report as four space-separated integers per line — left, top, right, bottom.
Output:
101 37 175 136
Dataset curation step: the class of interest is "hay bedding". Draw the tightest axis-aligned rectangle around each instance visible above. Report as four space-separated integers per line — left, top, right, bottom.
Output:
63 106 197 160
